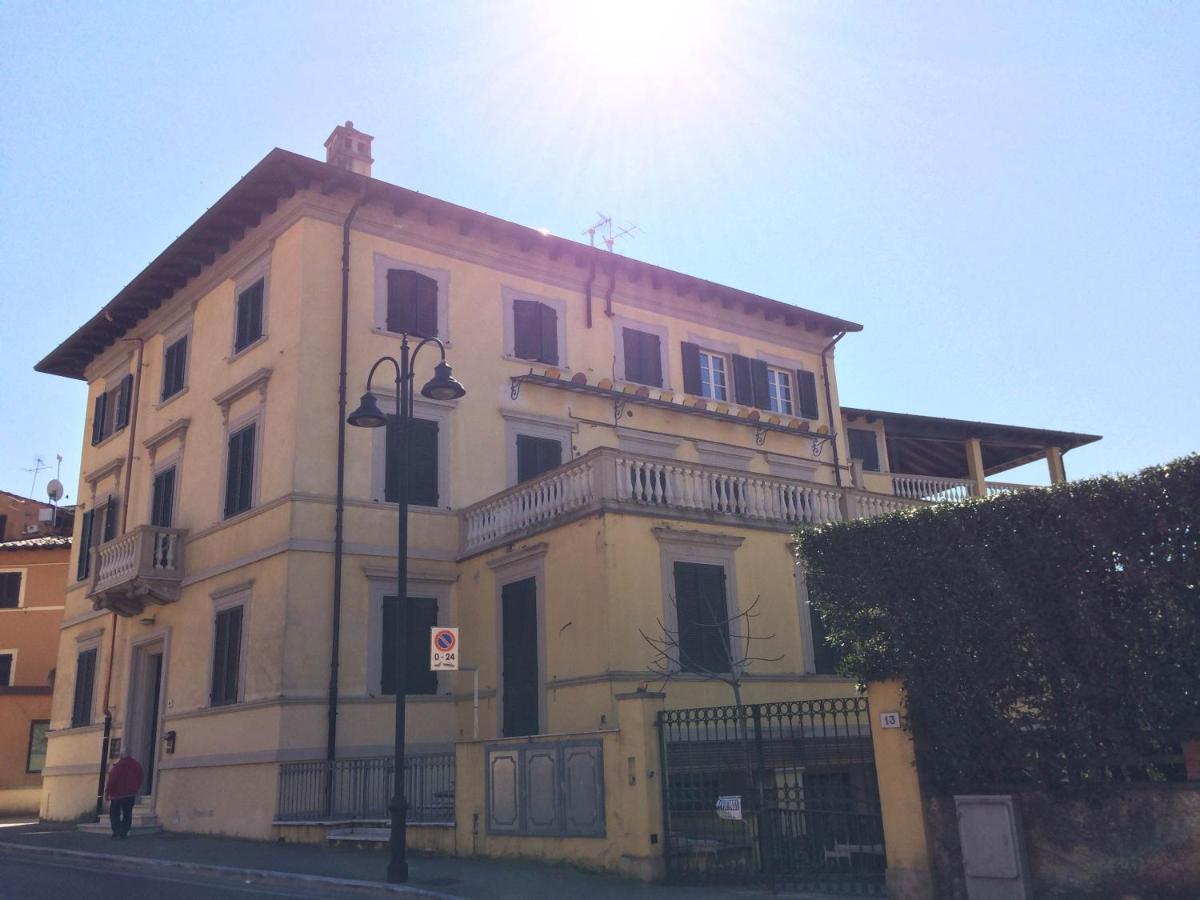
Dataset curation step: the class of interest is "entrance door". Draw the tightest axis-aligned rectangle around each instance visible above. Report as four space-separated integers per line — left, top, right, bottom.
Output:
501 578 539 737
128 644 165 795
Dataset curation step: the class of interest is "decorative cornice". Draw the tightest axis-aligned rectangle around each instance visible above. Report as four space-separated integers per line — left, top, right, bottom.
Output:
651 526 746 550
83 457 124 487
142 417 190 462
213 367 272 422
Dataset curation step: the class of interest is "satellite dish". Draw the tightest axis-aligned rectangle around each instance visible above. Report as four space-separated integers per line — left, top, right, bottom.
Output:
46 479 64 503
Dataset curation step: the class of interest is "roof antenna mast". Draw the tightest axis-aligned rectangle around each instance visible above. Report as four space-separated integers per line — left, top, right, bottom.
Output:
584 214 640 253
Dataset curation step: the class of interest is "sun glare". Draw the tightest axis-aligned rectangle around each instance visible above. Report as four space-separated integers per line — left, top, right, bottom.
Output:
537 0 722 100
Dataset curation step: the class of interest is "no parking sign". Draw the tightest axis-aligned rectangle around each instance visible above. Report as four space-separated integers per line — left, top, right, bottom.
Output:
430 627 459 671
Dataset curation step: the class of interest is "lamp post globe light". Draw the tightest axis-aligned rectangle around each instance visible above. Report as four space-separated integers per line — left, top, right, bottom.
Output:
346 334 464 884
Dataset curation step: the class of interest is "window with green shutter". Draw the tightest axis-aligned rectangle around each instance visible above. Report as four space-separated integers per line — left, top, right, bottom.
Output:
622 328 663 387
847 428 881 472
72 648 97 726
0 572 22 609
672 562 732 673
234 279 265 352
384 417 439 507
386 269 438 338
162 335 188 400
516 435 563 483
381 596 438 696
513 299 558 364
210 606 243 706
224 423 256 518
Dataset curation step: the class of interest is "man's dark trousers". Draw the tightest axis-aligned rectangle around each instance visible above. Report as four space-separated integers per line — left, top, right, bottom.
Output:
109 797 135 837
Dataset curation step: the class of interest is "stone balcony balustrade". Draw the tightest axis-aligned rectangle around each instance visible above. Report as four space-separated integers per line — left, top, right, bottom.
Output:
88 524 187 616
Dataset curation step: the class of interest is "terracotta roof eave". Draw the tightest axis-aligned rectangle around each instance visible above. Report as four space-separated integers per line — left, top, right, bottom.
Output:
36 148 862 380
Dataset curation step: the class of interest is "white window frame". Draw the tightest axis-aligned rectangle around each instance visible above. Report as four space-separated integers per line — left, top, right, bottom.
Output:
698 349 730 402
0 567 27 610
372 252 451 342
230 254 271 360
0 648 16 686
502 286 568 368
208 584 251 708
500 411 575 488
653 528 744 674
369 394 457 509
364 571 454 699
766 367 794 415
611 317 671 389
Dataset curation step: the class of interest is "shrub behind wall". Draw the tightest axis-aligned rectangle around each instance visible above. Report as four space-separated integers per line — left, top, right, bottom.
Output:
794 454 1200 794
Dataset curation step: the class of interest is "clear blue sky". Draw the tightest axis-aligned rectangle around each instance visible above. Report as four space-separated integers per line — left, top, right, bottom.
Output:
1 2 1196 501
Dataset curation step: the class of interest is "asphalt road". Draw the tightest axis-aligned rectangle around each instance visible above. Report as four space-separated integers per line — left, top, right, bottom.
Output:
0 854 399 900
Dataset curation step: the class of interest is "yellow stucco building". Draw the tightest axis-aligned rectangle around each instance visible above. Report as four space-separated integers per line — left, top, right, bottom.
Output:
35 125 1096 883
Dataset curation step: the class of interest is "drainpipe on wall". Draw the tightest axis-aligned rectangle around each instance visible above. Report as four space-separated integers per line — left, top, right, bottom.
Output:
326 184 369 809
603 255 617 318
94 336 144 819
820 332 846 489
583 254 597 328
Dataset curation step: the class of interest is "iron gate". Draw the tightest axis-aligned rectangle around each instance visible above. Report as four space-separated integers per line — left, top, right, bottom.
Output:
658 697 885 895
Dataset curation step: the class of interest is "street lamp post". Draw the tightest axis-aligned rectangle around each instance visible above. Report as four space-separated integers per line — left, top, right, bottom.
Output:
347 335 465 884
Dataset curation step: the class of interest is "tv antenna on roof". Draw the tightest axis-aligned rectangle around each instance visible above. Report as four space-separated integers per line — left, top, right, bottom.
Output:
22 456 49 499
584 214 640 253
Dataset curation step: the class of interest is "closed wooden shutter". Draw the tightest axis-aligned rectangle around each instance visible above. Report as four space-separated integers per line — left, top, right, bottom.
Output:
77 510 95 580
0 654 11 686
381 596 439 696
386 270 439 337
513 299 540 359
810 605 842 675
680 342 702 395
732 355 754 406
210 606 243 706
151 467 176 527
622 329 662 387
516 435 563 483
91 393 107 445
750 359 770 409
673 562 732 673
501 577 540 737
847 428 881 472
115 374 133 430
72 648 97 726
102 499 119 542
514 300 557 363
163 336 187 399
796 370 819 419
385 417 439 506
224 424 256 518
0 573 20 609
235 280 264 351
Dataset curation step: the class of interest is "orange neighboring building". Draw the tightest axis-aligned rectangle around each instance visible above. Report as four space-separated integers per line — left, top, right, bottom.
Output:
0 497 72 816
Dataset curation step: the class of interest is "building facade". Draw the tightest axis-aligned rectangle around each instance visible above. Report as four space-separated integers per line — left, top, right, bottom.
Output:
0 532 70 815
35 124 1098 839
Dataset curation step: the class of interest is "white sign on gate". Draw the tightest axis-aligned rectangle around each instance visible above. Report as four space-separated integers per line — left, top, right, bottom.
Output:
430 626 459 671
715 795 743 821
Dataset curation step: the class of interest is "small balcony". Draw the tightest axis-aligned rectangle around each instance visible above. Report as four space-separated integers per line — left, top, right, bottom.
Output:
88 525 187 616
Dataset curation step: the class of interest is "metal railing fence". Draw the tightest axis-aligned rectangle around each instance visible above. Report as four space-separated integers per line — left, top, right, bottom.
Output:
276 752 455 823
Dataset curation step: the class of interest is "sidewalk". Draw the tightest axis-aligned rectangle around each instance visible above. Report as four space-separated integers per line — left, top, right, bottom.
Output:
0 821 839 899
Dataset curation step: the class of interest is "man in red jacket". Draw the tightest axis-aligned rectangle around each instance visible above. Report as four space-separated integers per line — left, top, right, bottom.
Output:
105 752 143 839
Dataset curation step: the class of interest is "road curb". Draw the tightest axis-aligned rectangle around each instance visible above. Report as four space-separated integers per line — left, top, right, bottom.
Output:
0 840 466 899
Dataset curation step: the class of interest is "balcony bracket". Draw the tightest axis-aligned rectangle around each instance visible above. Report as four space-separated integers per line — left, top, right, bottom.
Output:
755 427 768 446
614 397 631 425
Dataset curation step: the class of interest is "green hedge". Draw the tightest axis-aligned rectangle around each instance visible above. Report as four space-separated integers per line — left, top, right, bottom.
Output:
794 454 1200 793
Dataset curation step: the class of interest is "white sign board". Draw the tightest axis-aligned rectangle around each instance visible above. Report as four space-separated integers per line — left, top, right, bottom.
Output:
430 627 459 671
879 711 901 729
715 795 743 821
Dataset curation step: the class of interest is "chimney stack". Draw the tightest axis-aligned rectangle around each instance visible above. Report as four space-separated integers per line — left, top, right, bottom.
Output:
324 121 373 177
